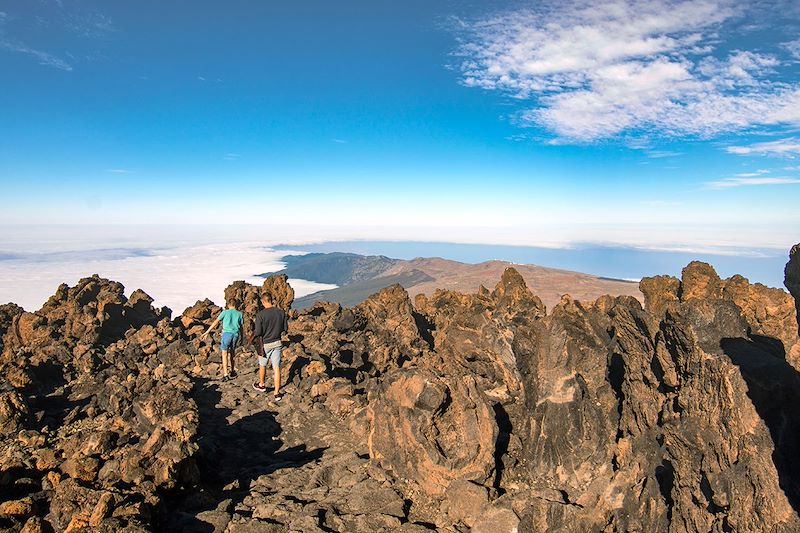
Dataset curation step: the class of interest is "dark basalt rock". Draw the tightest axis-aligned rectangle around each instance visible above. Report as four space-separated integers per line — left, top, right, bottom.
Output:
786 243 800 337
0 253 798 532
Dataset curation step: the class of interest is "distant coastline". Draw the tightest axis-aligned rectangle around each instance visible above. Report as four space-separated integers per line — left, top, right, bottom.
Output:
273 240 789 289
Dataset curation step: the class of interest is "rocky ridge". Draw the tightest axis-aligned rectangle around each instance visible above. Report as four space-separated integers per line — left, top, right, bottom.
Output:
0 246 798 532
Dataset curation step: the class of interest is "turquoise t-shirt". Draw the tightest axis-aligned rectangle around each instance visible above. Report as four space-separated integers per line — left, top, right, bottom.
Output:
219 309 243 334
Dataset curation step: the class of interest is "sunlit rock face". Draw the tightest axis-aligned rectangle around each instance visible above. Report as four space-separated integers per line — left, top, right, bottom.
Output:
1 257 799 532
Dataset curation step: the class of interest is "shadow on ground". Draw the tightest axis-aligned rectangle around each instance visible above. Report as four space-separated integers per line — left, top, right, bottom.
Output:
157 377 325 532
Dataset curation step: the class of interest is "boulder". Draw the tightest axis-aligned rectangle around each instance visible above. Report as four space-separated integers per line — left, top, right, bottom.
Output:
0 391 28 435
367 369 497 496
354 284 430 373
261 274 295 313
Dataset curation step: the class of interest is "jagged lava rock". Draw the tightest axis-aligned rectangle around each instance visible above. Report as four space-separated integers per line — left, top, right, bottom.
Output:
367 368 498 496
0 276 198 532
1 254 799 533
786 243 800 336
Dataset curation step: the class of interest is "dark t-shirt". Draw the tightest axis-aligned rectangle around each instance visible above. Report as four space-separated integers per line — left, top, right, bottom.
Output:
254 307 288 343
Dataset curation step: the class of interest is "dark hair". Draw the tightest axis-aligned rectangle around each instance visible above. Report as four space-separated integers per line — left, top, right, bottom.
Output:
226 299 238 308
261 292 273 303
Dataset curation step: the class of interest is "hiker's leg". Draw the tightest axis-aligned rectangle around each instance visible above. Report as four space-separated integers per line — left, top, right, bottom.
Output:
220 333 233 377
229 337 237 374
257 351 268 386
273 364 281 396
271 347 282 396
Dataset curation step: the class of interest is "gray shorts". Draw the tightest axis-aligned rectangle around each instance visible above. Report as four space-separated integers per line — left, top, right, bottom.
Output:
258 345 282 369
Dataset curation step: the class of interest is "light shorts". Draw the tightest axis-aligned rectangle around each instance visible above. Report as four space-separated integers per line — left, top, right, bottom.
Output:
258 345 282 369
220 332 238 351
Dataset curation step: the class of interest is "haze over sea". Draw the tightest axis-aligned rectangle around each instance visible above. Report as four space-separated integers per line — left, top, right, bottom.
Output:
0 224 791 313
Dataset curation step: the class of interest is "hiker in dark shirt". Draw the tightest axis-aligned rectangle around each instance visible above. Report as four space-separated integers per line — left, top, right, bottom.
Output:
251 292 288 401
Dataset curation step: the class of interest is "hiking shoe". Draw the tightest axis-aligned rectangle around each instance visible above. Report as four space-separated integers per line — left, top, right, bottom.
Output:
222 375 230 382
229 370 237 378
272 393 283 402
252 382 267 392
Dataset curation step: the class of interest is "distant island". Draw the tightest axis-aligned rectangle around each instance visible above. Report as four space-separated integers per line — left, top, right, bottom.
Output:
261 251 640 310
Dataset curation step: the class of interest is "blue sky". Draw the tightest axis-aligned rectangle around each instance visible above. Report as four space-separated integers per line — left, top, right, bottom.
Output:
1 0 799 252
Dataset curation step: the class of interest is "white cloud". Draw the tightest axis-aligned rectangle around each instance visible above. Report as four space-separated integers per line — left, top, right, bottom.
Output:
456 0 800 141
0 238 336 313
0 39 72 71
107 168 132 174
65 12 115 38
784 39 800 60
224 153 241 160
646 150 683 158
734 169 769 177
706 176 800 189
726 138 800 157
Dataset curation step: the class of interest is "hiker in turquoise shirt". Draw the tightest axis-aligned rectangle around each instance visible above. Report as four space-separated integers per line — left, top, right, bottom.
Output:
201 298 244 382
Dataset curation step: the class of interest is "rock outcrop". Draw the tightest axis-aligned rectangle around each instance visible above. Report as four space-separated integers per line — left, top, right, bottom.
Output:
367 369 498 496
0 276 197 532
1 249 799 532
786 243 800 336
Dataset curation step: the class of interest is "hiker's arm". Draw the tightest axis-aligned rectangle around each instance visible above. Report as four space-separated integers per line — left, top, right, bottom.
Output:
201 317 220 338
252 313 264 337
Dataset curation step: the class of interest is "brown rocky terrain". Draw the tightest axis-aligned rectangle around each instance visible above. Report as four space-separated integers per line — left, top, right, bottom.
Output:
291 256 643 311
0 246 799 532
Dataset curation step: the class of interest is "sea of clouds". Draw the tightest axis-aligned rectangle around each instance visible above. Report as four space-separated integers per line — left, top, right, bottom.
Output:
0 223 793 312
0 226 336 313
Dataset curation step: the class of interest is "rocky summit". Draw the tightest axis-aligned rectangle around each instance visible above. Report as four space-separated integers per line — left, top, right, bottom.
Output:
1 247 800 533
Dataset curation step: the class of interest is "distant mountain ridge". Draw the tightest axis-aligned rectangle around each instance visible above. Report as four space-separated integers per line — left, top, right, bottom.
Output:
260 252 399 286
263 251 642 310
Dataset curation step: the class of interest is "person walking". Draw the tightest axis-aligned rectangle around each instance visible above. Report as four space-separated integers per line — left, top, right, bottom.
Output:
252 292 288 401
201 298 243 382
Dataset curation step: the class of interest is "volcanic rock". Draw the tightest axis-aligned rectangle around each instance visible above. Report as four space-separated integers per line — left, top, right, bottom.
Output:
367 368 498 496
261 273 295 313
1 254 799 532
786 243 800 336
0 277 198 532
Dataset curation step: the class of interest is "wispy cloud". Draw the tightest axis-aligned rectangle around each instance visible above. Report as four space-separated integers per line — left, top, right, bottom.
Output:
734 169 769 177
646 150 683 158
332 138 348 144
106 169 132 174
455 0 800 142
65 12 115 38
706 177 800 189
784 39 800 60
197 76 206 81
0 6 115 70
0 40 72 71
726 138 800 157
224 153 241 160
